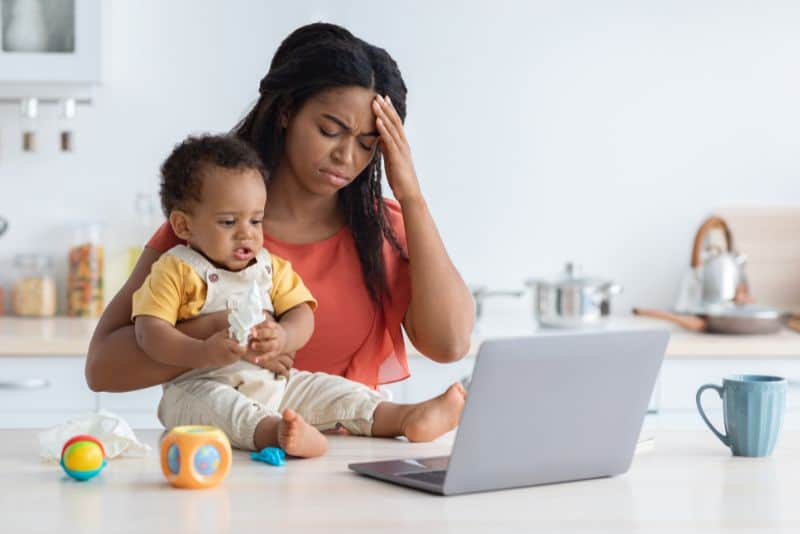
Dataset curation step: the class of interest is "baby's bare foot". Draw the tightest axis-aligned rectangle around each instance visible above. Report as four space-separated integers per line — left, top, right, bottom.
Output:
278 409 328 457
401 383 467 442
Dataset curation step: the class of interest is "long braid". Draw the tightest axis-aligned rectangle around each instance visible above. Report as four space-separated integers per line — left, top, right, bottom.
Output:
233 22 409 304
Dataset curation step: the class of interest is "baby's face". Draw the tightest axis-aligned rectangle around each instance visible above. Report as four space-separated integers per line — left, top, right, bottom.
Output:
184 166 266 271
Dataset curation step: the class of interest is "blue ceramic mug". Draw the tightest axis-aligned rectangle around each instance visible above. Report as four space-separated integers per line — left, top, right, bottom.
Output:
696 375 786 457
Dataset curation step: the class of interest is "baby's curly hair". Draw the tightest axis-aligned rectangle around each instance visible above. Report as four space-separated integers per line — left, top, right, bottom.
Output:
159 134 268 216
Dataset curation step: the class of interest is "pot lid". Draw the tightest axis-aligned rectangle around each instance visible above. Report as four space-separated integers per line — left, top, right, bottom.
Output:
525 262 613 288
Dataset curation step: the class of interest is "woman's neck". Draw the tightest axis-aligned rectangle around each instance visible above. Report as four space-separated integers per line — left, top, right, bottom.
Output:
265 164 343 229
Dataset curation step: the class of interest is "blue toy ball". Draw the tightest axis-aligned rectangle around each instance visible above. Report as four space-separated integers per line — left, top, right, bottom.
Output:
194 445 222 476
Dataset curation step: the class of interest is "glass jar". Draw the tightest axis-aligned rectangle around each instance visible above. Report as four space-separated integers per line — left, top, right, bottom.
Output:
67 222 105 317
127 192 158 274
12 254 57 317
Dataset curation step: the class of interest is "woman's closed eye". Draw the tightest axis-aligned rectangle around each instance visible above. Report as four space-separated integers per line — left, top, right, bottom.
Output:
319 126 338 138
319 126 374 152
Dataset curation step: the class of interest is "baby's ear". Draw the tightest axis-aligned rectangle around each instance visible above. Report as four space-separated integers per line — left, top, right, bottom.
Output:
169 210 192 241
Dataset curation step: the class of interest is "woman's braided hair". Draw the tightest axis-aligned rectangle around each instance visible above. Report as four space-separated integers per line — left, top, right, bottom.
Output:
234 23 408 303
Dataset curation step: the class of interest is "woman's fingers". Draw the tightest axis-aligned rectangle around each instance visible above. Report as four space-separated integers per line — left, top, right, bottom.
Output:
382 96 408 144
372 98 403 151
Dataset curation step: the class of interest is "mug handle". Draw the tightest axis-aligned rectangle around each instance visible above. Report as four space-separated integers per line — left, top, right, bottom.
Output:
696 384 729 447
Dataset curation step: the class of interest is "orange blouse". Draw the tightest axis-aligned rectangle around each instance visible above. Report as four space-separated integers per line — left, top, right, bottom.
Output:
146 199 411 388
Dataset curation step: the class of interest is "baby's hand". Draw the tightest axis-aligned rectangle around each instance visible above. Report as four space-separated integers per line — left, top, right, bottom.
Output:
249 318 288 359
200 328 247 367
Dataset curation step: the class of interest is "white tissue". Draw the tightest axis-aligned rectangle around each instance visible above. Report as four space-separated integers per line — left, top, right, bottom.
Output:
38 410 151 461
228 280 267 346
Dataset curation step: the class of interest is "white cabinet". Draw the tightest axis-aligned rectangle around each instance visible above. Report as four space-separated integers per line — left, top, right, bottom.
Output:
0 357 95 428
5 354 800 432
98 387 162 429
380 356 475 404
655 359 800 430
0 356 161 428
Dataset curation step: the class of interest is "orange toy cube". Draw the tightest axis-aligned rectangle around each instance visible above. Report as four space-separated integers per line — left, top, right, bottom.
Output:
160 425 232 489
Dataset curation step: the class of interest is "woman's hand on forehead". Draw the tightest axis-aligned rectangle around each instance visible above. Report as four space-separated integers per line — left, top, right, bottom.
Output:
372 95 421 203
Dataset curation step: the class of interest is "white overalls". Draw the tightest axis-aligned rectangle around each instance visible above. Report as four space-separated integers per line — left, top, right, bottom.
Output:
156 245 383 450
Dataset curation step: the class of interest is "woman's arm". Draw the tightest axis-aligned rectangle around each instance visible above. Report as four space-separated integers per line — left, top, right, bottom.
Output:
372 95 474 363
85 247 188 391
85 247 225 392
399 196 474 362
86 247 298 391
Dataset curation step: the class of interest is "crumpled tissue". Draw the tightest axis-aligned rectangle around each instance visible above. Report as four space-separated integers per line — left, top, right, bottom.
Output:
38 410 151 461
228 280 268 346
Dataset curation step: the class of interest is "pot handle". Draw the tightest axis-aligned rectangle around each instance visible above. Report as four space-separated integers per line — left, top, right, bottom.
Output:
589 283 622 304
690 216 734 268
632 307 708 332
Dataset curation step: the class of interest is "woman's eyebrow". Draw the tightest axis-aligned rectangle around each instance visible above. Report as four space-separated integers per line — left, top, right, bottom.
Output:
322 113 378 137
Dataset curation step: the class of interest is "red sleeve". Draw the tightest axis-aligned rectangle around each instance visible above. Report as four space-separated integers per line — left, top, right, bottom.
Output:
376 198 412 384
146 222 184 252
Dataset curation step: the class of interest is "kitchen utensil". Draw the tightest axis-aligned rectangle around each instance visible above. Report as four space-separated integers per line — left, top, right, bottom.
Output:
690 216 749 305
696 375 786 457
470 285 524 321
633 303 786 335
526 262 623 328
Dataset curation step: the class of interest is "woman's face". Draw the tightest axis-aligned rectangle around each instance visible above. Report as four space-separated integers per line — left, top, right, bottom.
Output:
281 86 380 196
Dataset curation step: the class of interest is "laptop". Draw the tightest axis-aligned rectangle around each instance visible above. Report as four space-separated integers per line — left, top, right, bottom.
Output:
349 329 669 496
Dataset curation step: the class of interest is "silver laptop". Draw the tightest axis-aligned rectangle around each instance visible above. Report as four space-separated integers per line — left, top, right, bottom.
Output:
349 329 669 496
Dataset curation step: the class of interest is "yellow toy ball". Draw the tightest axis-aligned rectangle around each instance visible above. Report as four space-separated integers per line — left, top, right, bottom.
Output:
60 435 107 481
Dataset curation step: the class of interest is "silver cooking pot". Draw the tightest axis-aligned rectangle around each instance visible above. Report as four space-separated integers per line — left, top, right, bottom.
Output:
525 262 623 328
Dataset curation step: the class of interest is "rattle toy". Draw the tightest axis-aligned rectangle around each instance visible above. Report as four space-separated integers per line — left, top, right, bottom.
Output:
60 434 107 481
160 425 231 489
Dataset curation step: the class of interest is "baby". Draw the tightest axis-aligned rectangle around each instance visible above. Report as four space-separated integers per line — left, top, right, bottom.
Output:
132 134 466 457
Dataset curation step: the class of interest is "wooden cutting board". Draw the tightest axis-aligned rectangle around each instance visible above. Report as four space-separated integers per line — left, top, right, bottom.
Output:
715 207 800 314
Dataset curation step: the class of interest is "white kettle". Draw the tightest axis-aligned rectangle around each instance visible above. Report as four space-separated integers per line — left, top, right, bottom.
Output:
689 216 749 306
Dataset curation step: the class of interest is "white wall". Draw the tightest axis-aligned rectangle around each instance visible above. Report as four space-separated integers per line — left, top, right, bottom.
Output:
0 0 798 316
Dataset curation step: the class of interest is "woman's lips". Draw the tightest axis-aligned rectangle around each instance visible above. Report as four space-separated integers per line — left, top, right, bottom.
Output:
320 169 349 187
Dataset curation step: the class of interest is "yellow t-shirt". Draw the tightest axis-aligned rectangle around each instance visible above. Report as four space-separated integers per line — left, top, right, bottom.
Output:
131 253 316 325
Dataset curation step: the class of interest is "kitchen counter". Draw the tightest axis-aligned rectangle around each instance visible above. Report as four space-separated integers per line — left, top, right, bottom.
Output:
2 315 800 359
2 428 799 533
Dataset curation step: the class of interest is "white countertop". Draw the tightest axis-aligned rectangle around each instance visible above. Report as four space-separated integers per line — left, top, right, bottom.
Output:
2 428 799 533
2 315 800 359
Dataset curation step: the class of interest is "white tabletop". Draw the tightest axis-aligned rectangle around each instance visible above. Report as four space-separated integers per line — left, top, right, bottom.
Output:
2 315 800 359
3 428 799 533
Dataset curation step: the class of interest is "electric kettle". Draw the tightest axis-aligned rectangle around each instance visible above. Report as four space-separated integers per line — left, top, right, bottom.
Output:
690 216 749 305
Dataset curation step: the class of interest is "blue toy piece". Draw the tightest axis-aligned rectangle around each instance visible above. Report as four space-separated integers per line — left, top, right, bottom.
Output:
250 447 286 466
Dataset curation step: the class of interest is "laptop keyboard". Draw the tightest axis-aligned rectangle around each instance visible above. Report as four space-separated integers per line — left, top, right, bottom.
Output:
400 470 447 486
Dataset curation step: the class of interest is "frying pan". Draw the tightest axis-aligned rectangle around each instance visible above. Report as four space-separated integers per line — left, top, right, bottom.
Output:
633 303 788 335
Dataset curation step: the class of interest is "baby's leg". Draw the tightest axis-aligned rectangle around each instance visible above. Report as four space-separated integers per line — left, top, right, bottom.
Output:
159 378 280 451
372 383 467 442
280 372 466 442
254 409 328 458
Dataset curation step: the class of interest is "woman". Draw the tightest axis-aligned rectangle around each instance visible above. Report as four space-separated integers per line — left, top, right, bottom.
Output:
85 22 474 392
